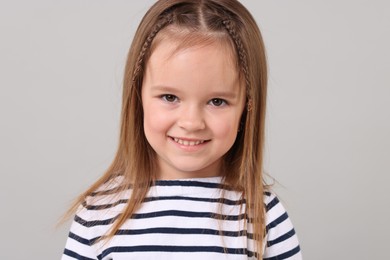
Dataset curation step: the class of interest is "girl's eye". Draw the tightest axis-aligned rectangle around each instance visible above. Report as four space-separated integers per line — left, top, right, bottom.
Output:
161 94 178 103
209 98 227 107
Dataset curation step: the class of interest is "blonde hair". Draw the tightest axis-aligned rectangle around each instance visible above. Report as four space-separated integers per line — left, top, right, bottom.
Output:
66 0 268 257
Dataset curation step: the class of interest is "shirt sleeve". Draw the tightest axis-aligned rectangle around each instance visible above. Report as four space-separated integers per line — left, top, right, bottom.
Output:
263 193 302 260
61 207 98 260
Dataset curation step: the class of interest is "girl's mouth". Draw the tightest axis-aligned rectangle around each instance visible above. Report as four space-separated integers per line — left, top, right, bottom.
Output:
170 137 209 146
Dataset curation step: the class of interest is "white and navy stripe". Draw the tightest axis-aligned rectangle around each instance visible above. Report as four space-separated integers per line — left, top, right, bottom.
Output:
62 177 301 260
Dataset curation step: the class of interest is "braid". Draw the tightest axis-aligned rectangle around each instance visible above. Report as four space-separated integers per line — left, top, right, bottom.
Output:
132 13 174 82
222 19 251 98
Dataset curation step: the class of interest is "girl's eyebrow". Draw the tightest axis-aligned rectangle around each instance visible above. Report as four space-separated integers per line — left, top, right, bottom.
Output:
150 85 180 93
150 85 239 99
208 91 238 99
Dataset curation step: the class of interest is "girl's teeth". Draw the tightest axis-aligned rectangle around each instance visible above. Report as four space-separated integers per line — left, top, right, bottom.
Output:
173 138 204 146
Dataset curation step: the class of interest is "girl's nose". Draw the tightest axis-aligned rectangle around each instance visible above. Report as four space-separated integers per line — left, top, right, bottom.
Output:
177 105 206 131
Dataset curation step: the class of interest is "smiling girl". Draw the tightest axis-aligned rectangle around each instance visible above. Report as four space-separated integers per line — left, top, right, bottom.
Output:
62 1 302 259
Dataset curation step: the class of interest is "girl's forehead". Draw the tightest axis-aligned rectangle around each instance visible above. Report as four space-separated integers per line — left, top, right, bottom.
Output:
144 27 245 94
149 27 239 67
144 38 245 99
147 39 239 81
153 41 233 63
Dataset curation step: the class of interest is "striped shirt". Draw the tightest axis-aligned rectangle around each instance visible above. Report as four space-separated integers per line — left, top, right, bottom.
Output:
62 177 301 259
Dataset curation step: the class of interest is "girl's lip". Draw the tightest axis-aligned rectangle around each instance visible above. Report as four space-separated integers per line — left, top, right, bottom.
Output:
169 136 209 142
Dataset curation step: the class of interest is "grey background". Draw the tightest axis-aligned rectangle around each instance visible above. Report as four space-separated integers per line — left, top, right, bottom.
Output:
1 0 389 259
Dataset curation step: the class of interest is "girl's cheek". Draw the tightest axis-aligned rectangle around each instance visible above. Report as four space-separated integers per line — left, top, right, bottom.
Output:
209 120 236 137
145 109 172 131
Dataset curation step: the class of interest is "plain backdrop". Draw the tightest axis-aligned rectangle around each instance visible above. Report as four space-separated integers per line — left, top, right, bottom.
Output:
1 0 389 259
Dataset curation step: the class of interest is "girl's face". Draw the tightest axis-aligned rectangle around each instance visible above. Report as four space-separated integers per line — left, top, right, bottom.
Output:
142 39 245 180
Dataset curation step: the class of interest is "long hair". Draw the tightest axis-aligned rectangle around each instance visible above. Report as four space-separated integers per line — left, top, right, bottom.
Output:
66 0 268 257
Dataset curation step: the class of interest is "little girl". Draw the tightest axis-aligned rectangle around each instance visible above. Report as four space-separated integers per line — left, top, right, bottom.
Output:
62 0 302 259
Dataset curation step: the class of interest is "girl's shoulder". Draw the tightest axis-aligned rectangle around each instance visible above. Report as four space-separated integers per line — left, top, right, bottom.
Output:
263 191 279 209
262 191 302 259
77 175 130 220
263 191 290 224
